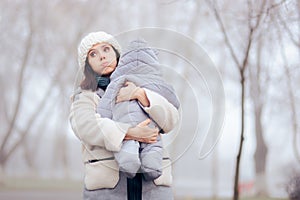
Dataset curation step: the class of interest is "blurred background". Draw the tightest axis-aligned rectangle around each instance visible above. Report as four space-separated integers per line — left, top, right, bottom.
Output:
0 0 299 199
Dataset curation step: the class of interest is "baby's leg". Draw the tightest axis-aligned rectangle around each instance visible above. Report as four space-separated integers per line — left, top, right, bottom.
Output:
140 135 163 181
114 140 141 178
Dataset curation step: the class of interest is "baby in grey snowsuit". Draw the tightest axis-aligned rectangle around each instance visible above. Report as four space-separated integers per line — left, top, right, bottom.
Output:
97 39 180 180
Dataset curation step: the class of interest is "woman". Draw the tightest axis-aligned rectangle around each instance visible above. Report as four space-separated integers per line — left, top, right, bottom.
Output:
69 31 179 200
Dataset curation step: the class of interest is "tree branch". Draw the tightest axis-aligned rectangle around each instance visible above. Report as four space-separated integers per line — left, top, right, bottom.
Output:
1 21 86 165
0 2 33 158
275 17 300 164
206 0 241 68
277 11 300 47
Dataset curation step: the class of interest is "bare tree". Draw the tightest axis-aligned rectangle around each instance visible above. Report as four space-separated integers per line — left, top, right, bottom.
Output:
0 1 34 169
275 15 300 164
0 0 89 174
279 0 300 164
244 0 298 196
206 0 266 199
248 29 270 196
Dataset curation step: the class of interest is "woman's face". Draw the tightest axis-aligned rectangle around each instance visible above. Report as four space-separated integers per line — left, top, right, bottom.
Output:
87 42 117 76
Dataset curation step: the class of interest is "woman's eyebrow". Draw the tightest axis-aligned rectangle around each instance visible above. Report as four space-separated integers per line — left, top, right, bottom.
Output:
100 44 109 48
89 44 109 53
88 48 96 54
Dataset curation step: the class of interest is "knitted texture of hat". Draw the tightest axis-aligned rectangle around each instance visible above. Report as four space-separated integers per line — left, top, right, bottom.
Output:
77 31 121 69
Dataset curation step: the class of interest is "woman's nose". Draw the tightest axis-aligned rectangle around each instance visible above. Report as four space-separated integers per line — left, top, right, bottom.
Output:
99 53 105 61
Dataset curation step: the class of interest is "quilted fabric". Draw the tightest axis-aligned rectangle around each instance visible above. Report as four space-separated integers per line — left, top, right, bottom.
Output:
97 39 179 128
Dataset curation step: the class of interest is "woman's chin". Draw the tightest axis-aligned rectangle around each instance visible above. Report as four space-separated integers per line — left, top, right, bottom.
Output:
102 67 115 75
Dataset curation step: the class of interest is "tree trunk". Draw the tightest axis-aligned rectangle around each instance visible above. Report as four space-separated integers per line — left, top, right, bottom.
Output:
233 74 246 200
253 106 268 196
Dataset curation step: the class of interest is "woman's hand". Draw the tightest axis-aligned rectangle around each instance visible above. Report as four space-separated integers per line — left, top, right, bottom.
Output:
116 81 150 107
125 119 159 143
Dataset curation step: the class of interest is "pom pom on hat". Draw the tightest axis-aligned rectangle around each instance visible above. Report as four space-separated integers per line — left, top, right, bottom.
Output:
77 31 121 69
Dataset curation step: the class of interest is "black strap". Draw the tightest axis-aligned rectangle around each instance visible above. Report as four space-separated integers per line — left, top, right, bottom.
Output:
84 157 114 164
127 173 142 200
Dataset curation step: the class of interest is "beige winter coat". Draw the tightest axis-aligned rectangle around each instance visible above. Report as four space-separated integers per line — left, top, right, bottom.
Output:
69 88 179 190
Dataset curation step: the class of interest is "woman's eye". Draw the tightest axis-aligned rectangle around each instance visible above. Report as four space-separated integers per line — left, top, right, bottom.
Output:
89 51 96 57
104 46 110 52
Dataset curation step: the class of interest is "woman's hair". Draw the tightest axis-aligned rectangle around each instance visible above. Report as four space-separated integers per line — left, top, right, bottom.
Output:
80 46 120 91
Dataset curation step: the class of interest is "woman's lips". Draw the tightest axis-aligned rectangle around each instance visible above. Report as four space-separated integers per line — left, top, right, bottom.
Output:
101 62 109 67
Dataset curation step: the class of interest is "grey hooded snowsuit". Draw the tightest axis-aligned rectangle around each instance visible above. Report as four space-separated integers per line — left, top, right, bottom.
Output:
97 39 180 180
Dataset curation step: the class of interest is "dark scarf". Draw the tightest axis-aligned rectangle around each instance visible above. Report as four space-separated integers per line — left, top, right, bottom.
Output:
96 75 110 91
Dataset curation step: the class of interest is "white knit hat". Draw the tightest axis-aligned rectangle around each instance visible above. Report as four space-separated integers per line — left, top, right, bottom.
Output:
77 31 121 69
